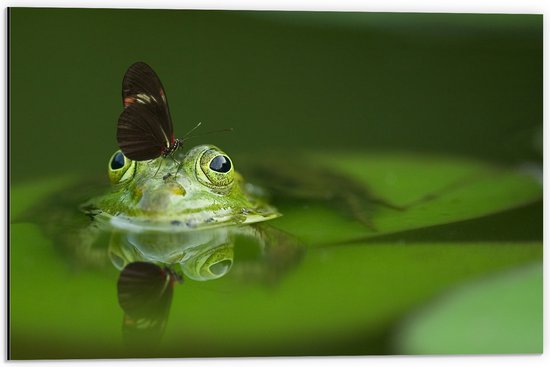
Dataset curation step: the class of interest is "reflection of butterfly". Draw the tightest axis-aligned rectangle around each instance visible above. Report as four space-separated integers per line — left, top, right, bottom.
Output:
117 262 182 347
117 62 182 161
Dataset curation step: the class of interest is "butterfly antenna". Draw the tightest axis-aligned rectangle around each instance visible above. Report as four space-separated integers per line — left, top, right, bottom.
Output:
182 122 203 140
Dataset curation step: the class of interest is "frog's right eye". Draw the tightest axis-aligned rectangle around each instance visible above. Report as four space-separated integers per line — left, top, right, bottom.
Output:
108 150 136 184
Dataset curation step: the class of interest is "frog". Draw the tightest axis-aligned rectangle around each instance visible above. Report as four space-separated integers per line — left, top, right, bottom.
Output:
86 143 280 233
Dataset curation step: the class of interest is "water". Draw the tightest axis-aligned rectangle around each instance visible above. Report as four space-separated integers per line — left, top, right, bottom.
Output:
9 9 542 358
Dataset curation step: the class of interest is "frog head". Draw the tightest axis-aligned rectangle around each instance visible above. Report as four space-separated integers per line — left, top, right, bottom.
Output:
89 144 279 232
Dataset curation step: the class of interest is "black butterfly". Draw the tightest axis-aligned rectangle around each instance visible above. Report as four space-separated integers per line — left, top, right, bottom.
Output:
117 62 182 161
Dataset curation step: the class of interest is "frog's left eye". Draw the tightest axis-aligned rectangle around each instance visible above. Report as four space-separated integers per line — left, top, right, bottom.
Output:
108 150 136 184
196 148 235 190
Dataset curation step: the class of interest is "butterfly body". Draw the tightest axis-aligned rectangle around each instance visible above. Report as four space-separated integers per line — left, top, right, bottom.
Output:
162 138 183 158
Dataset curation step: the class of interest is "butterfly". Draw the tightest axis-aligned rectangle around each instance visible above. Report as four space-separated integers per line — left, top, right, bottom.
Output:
117 62 183 161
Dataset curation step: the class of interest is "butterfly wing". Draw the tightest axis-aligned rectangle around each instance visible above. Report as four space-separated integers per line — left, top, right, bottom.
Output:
117 103 170 161
117 62 174 160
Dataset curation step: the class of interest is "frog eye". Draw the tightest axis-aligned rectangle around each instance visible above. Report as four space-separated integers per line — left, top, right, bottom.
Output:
196 148 235 189
209 155 232 173
108 150 136 184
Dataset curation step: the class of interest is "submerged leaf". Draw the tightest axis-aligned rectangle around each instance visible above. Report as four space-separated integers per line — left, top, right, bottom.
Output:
270 152 542 245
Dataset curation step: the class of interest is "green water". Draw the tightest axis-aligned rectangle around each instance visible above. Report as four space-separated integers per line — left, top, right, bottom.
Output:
9 9 542 358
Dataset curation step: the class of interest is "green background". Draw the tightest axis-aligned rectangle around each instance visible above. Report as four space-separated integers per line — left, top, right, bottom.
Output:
10 9 542 182
9 8 542 359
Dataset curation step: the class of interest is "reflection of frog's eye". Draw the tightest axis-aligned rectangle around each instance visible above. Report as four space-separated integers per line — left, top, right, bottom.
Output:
108 150 136 184
181 242 234 281
196 149 235 190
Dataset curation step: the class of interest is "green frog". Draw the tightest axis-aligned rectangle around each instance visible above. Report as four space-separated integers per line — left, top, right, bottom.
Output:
89 144 280 231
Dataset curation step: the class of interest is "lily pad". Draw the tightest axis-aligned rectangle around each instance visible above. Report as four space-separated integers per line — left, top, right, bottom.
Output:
272 152 542 245
394 262 543 354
